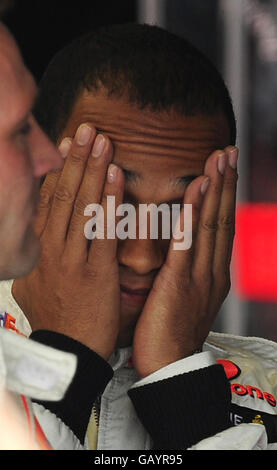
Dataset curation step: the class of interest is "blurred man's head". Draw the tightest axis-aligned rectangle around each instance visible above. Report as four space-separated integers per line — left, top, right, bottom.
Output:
34 23 236 345
0 22 62 280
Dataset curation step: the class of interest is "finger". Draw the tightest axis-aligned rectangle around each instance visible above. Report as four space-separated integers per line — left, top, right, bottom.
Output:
213 146 239 280
33 138 72 237
192 149 227 280
165 174 209 278
42 123 97 247
65 134 114 262
87 163 125 266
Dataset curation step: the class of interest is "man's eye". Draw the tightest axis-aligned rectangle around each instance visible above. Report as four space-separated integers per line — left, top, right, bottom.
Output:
18 122 32 136
180 175 198 185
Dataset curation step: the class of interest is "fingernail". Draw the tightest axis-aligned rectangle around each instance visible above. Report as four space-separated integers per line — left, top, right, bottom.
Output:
218 152 227 175
58 138 72 158
76 124 92 146
107 163 118 183
201 177 210 195
228 147 239 169
92 134 105 157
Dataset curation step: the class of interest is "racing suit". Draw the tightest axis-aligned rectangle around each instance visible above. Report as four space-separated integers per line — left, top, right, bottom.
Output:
0 326 77 449
0 278 276 450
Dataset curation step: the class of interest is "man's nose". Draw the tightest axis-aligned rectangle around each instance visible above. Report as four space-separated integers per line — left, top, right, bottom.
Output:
117 237 165 276
30 119 63 178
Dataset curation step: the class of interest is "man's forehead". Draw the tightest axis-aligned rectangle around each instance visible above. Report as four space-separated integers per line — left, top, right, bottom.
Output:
64 89 230 184
0 23 20 69
68 90 225 143
71 89 230 142
62 90 231 203
0 24 37 124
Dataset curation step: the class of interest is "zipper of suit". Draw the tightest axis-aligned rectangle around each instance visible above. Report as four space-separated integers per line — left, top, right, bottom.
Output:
92 395 101 427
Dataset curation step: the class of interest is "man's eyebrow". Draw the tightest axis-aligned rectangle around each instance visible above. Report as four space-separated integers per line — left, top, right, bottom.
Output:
122 169 199 186
15 84 39 129
122 172 201 206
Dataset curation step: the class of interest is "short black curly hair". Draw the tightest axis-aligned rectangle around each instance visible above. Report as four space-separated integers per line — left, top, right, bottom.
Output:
34 23 236 145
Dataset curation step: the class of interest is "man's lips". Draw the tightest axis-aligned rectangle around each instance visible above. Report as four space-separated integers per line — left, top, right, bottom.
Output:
120 284 151 295
120 284 151 304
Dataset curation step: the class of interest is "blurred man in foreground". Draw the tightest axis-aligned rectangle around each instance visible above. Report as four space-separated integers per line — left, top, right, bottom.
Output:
0 5 94 449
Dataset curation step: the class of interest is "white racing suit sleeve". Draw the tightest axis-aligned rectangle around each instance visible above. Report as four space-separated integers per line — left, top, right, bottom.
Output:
33 404 85 450
0 327 77 401
189 423 270 450
0 327 84 450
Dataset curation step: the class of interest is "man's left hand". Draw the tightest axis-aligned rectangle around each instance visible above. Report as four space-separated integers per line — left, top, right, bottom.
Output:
132 146 238 378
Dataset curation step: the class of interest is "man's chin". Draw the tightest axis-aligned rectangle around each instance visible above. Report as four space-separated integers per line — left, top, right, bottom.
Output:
116 329 135 349
116 308 142 349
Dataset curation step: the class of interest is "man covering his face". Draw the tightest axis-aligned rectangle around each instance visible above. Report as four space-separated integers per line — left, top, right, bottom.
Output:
1 23 276 450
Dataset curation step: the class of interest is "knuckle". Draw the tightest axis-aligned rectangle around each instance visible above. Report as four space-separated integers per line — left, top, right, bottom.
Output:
86 160 106 180
59 260 79 280
198 271 212 289
209 181 222 196
217 214 234 230
59 256 71 274
85 159 98 175
38 188 51 209
85 266 98 282
200 218 218 233
85 156 108 182
193 272 212 296
67 220 80 238
69 151 85 165
223 175 237 189
74 197 89 216
54 185 75 203
91 240 108 259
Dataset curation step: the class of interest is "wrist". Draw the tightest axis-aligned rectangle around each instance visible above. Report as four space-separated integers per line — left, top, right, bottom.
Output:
132 351 216 388
136 347 203 379
31 327 117 361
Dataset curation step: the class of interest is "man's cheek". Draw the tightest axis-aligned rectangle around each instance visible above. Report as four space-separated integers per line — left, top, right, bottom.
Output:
0 144 33 184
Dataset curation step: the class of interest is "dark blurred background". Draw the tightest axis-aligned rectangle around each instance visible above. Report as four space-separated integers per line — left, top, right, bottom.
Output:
3 0 137 82
4 0 277 341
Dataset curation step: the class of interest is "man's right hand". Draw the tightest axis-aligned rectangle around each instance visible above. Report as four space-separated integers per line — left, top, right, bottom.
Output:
12 123 124 360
